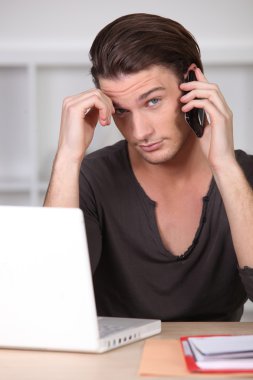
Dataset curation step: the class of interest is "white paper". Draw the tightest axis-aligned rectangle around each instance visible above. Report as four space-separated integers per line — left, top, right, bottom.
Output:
188 335 253 356
196 359 253 370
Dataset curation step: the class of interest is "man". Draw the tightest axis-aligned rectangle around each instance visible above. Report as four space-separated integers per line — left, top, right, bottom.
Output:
44 13 253 321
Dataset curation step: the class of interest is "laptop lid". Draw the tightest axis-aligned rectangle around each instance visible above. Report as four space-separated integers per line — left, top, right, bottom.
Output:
0 206 100 352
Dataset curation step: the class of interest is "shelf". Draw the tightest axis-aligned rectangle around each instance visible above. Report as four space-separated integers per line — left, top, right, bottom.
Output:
1 42 253 65
0 66 31 183
0 180 31 192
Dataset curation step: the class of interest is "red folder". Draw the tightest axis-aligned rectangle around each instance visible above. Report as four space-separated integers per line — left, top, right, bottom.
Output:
180 335 253 374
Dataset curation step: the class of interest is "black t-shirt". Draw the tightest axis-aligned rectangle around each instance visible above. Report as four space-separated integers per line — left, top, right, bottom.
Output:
79 140 253 321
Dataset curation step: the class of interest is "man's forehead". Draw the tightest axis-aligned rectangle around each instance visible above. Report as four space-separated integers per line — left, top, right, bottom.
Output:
99 66 176 98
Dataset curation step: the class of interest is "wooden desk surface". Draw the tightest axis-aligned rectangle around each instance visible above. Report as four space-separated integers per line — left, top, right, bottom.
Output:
0 322 252 380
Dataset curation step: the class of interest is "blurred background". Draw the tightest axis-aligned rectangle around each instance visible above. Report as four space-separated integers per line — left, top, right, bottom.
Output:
0 0 252 319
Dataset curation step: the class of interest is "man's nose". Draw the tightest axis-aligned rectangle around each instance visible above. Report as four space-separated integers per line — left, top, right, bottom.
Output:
131 112 154 141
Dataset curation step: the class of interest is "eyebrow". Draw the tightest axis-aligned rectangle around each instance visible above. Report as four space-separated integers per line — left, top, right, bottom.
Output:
112 86 166 109
138 86 166 101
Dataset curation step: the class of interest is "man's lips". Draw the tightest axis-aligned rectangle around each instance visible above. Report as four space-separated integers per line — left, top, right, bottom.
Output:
139 140 163 152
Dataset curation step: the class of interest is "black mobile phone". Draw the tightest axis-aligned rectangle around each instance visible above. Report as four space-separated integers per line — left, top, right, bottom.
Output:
184 71 205 138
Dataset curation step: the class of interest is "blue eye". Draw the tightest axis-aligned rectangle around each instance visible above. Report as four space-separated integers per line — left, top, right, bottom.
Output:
148 98 160 106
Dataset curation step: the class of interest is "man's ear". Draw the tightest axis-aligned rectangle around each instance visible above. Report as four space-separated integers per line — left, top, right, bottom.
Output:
183 63 197 80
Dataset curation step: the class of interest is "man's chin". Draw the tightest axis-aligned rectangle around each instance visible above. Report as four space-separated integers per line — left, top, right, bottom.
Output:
137 149 178 165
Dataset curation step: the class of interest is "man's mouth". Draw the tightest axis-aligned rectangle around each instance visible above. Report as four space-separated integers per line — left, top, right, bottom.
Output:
139 140 163 152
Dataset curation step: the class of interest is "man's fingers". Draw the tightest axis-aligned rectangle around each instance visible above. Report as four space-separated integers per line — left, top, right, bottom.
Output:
63 90 114 126
180 88 227 116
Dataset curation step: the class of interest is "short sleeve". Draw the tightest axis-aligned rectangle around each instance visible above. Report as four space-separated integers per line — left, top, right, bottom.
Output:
236 150 253 187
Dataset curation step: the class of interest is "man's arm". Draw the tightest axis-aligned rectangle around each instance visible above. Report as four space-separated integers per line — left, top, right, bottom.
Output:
44 89 114 207
213 158 253 268
43 153 81 207
180 68 253 269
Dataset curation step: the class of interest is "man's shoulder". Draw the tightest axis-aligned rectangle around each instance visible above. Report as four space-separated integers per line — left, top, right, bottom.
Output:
85 139 126 162
81 139 128 179
235 149 253 164
80 139 131 192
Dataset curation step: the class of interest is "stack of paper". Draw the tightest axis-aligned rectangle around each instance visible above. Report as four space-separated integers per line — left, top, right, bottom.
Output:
181 335 253 373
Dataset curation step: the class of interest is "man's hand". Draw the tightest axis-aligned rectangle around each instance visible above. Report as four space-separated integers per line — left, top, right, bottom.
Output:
57 89 115 163
180 68 235 172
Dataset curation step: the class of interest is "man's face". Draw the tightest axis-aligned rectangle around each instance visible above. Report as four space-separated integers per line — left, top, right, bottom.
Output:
99 65 193 165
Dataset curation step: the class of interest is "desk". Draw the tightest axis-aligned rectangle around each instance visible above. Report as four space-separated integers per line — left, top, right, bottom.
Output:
0 322 252 380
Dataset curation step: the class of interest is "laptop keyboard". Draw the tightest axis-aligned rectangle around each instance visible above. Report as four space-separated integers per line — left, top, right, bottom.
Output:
98 321 126 338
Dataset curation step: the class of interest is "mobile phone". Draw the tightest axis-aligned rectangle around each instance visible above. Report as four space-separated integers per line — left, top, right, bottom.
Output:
184 71 205 138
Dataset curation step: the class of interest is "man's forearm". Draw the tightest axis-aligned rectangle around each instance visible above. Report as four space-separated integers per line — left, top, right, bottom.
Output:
214 161 253 268
44 153 81 208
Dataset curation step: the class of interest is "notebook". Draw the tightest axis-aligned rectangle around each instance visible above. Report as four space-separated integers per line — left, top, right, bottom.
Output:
0 205 161 353
180 335 253 373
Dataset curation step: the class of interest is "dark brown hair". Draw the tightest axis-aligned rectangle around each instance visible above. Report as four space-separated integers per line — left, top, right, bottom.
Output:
89 13 203 87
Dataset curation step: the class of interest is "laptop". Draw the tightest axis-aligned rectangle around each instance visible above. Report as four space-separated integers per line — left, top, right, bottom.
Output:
0 205 161 353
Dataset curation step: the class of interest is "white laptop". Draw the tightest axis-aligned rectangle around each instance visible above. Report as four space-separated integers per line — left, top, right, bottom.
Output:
0 205 161 353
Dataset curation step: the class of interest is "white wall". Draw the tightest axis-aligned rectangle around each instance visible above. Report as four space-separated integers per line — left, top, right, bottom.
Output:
1 0 253 47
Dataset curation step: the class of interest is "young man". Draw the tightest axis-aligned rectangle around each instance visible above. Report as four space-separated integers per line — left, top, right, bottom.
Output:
44 13 253 321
